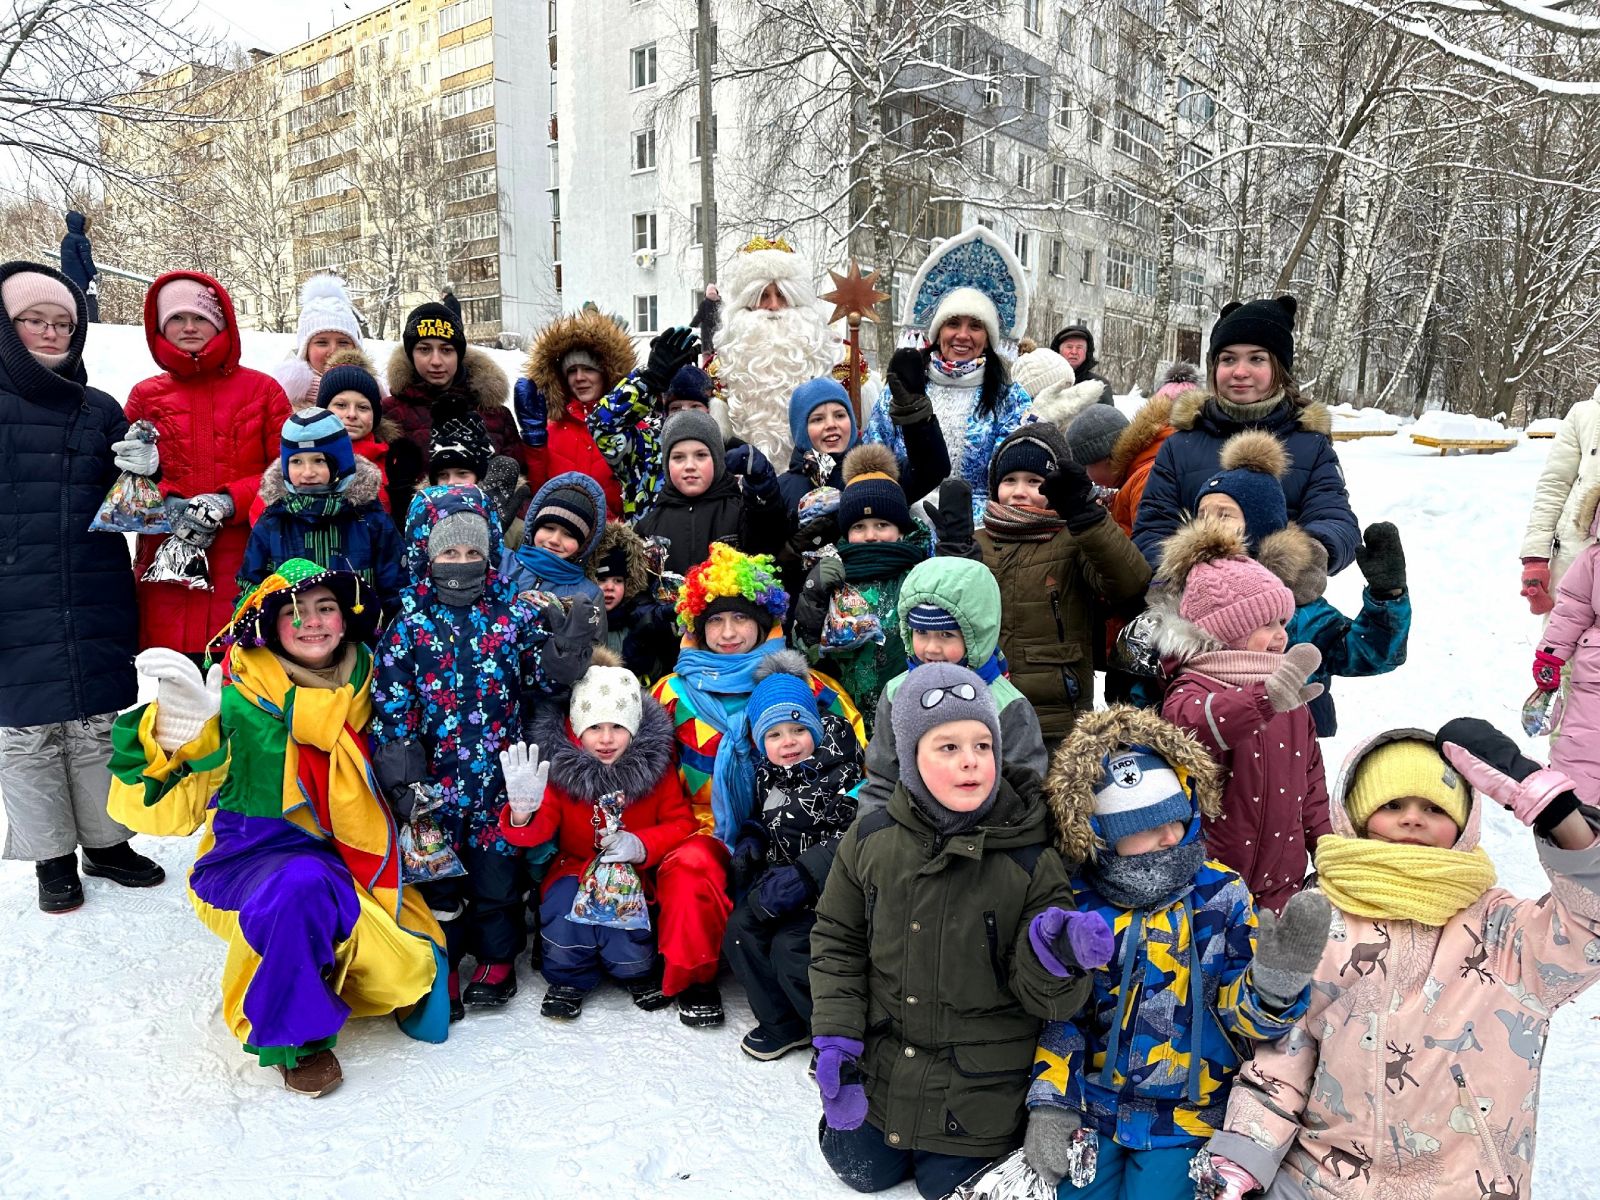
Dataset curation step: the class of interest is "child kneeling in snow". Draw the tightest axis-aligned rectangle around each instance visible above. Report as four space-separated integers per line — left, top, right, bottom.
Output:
809 662 1105 1199
498 650 696 1019
723 651 863 1061
1025 707 1328 1197
1200 721 1600 1200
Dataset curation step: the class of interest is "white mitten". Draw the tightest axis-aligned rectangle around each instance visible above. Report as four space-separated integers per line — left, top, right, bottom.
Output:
136 648 223 751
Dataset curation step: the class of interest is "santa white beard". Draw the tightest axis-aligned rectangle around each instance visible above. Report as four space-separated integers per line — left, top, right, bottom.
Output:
716 302 839 465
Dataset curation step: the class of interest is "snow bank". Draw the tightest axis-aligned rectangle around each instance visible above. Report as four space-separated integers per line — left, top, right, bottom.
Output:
2 338 1596 1198
1528 417 1565 436
1411 409 1514 441
1326 402 1405 431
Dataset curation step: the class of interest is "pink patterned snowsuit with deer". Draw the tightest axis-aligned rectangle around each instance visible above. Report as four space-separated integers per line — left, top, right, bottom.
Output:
1540 483 1600 806
1205 729 1600 1200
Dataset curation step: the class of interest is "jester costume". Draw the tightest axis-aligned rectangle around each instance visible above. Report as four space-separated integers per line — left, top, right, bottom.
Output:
649 545 865 998
107 561 449 1070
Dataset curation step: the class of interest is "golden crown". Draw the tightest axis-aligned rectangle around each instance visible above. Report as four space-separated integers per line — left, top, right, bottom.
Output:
739 235 794 254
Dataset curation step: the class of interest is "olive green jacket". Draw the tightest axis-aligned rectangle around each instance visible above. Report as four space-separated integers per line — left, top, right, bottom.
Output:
810 780 1091 1157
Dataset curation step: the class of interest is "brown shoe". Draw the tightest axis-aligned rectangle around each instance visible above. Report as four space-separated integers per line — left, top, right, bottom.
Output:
277 1049 342 1097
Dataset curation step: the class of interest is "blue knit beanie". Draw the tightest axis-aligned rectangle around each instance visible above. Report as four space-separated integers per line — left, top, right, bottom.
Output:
1193 430 1292 549
317 363 381 416
789 376 857 454
280 408 356 494
667 363 713 405
836 443 911 533
1091 745 1194 848
749 652 825 748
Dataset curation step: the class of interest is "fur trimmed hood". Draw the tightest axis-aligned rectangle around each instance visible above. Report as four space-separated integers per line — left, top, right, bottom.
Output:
386 343 510 411
594 520 651 600
1030 379 1110 432
524 309 636 410
1045 705 1222 865
257 454 384 508
1218 428 1288 477
1146 518 1253 660
1256 522 1328 606
1107 394 1175 479
1171 389 1333 437
532 692 676 805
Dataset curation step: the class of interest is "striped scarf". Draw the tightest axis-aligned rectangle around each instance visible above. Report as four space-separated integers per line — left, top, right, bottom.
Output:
982 499 1065 542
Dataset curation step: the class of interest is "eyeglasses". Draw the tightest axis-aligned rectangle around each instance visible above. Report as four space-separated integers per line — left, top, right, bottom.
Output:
14 315 76 337
919 681 978 709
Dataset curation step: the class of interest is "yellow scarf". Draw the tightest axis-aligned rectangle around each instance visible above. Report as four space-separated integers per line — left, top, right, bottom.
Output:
229 645 443 948
1314 834 1497 927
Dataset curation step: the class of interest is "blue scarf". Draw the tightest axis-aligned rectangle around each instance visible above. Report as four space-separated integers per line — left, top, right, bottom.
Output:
511 542 590 590
904 646 1007 684
673 637 784 845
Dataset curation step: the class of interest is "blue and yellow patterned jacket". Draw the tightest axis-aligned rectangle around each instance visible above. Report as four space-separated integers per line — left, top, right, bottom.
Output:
1029 706 1308 1150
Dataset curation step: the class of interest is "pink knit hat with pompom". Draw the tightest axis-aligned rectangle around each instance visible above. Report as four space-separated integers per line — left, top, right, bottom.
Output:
1179 555 1294 649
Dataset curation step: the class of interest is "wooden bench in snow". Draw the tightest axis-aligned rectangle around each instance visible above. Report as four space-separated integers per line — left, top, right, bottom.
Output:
1409 434 1518 456
1527 430 1557 439
1331 428 1398 442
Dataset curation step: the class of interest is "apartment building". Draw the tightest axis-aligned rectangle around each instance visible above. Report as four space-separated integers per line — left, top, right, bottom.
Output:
550 0 1229 382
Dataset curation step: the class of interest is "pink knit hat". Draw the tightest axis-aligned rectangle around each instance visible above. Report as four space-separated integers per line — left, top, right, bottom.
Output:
2 271 77 321
1179 555 1294 649
156 278 226 330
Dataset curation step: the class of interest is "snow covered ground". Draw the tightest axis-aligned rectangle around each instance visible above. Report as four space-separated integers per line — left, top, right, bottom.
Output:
1 330 1596 1198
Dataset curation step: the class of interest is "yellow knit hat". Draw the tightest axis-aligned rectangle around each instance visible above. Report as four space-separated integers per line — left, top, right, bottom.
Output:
1345 739 1470 831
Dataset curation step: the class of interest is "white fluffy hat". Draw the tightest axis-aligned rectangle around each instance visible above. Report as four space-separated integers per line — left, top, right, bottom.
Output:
1012 347 1076 398
295 275 363 360
723 236 814 311
927 286 1001 351
569 658 644 737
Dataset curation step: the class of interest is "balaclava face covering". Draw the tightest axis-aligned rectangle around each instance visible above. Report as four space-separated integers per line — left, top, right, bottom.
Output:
431 558 487 608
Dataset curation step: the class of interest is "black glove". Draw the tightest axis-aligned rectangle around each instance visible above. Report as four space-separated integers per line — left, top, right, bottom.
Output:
540 595 602 688
932 480 982 560
641 326 701 394
1042 462 1105 533
372 739 429 819
1356 521 1406 597
730 834 766 893
750 863 817 921
788 512 840 557
887 348 934 426
481 456 525 531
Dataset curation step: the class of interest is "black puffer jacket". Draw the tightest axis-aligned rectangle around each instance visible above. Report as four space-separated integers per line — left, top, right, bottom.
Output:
0 261 137 725
634 456 784 577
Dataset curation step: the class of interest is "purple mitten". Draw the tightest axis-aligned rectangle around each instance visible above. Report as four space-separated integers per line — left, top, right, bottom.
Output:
813 1036 868 1130
1030 907 1115 977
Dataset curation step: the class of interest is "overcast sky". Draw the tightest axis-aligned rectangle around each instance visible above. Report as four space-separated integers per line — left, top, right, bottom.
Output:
190 0 381 54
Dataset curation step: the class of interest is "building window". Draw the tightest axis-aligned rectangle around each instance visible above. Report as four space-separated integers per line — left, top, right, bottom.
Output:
1134 253 1158 297
691 24 719 64
929 25 965 68
631 43 657 89
1106 245 1135 292
1058 7 1074 50
439 0 490 35
981 136 996 176
1023 0 1041 31
1022 75 1039 112
1049 239 1065 277
399 28 411 52
985 52 1003 105
1113 106 1160 163
1051 163 1067 202
1080 249 1095 284
1089 27 1105 70
1013 229 1033 268
633 212 658 252
1016 151 1036 191
1087 107 1104 144
445 210 498 246
439 81 493 120
1056 90 1071 129
1181 269 1205 308
461 295 501 325
440 34 493 77
634 294 659 333
446 166 496 202
443 122 495 161
420 62 431 84
631 128 657 171
691 113 719 160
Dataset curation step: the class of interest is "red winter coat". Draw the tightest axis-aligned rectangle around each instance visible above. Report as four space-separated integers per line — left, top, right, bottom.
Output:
498 699 695 896
1162 669 1331 913
533 396 623 516
125 271 290 653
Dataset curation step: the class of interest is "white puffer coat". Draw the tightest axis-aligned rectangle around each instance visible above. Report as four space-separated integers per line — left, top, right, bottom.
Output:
1521 387 1600 586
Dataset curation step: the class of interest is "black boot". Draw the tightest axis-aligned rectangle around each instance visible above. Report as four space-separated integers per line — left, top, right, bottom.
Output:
540 985 586 1020
82 841 165 888
626 962 673 1012
37 855 84 914
461 962 518 1007
676 981 725 1028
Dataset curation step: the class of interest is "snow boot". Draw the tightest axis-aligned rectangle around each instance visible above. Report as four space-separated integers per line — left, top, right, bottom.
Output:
447 970 464 1023
462 962 517 1007
740 1025 811 1061
277 1049 342 1097
540 985 586 1020
82 841 165 888
676 981 724 1028
36 854 83 914
627 963 673 1012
